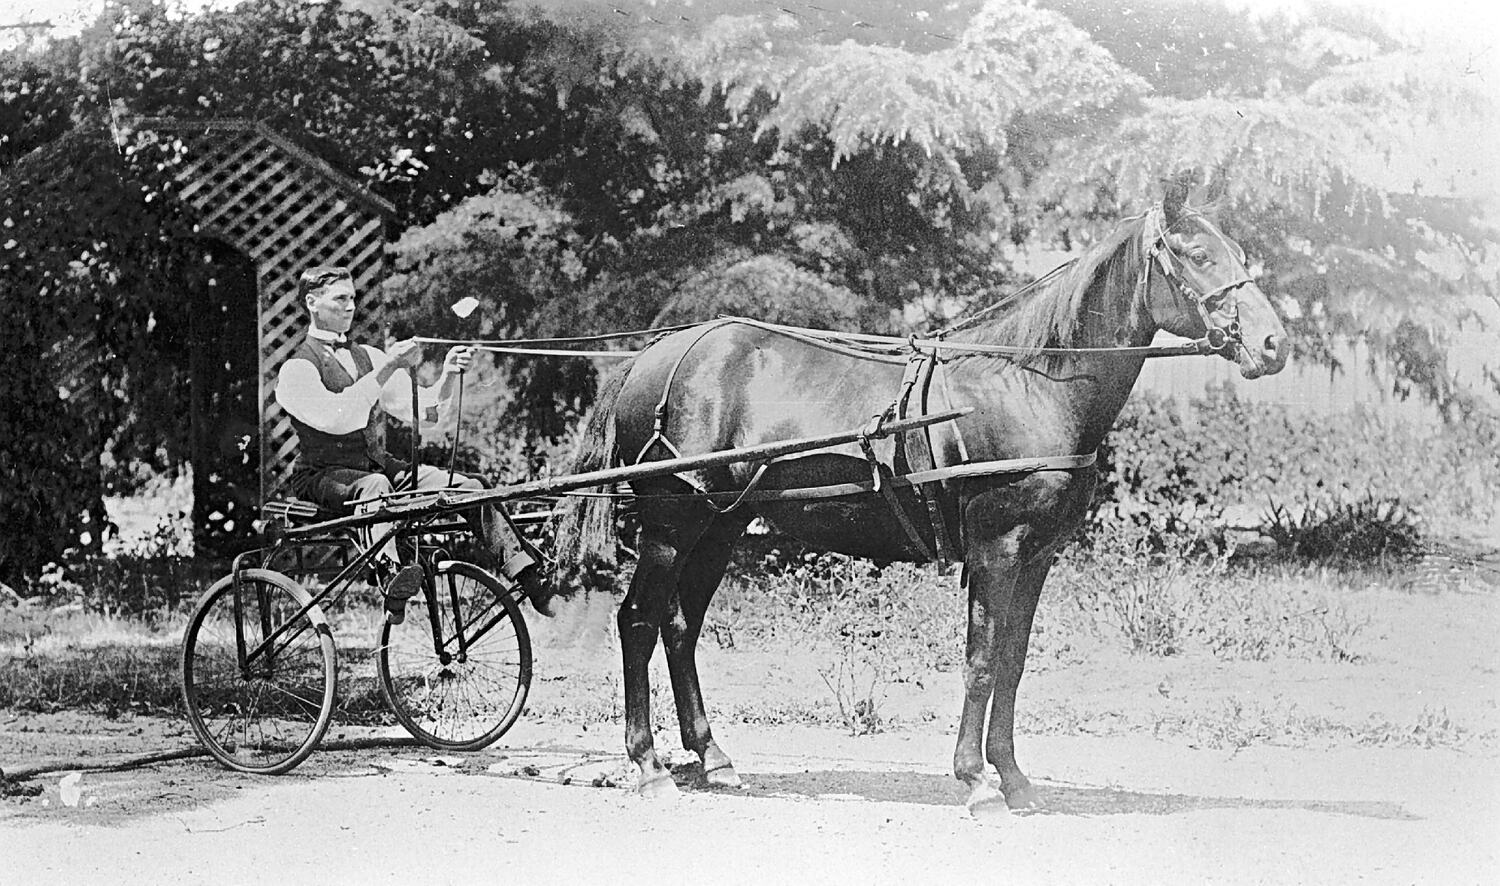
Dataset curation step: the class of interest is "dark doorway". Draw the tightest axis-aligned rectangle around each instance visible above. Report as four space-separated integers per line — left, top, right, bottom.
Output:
181 239 260 556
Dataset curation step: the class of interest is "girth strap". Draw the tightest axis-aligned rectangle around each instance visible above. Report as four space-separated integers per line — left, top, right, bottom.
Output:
894 348 961 565
857 417 935 562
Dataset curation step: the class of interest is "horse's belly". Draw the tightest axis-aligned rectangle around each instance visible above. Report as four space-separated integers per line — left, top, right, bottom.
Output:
748 453 936 562
754 497 933 562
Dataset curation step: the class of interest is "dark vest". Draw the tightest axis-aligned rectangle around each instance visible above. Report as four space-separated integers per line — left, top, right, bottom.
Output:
285 336 403 491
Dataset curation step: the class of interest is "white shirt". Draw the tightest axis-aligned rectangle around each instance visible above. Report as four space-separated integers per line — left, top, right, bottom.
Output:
274 328 450 435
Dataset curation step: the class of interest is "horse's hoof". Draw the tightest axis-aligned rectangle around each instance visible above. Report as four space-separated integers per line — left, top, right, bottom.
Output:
966 783 1011 822
1003 780 1042 811
701 764 743 790
637 772 681 799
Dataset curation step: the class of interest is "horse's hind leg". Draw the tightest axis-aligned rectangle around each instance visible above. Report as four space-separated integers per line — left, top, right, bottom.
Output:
618 511 710 798
660 514 750 789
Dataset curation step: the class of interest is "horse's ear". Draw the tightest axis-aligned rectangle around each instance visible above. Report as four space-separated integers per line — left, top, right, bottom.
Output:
1161 168 1199 225
1195 165 1231 214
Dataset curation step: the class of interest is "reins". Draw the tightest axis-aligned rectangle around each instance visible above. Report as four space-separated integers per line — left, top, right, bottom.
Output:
414 320 1228 362
411 211 1246 363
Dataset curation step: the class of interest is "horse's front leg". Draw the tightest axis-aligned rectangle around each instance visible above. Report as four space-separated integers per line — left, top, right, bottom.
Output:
660 515 748 789
984 554 1053 810
953 528 1024 820
618 519 706 798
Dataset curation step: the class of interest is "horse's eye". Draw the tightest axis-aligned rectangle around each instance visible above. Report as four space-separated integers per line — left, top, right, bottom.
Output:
1189 249 1211 265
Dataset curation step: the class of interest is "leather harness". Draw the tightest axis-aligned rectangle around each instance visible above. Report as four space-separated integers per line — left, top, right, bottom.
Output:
889 347 964 564
629 319 1098 567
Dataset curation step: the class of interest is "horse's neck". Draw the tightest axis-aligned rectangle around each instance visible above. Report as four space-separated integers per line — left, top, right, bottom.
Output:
949 249 1159 453
1067 271 1157 447
1072 353 1149 449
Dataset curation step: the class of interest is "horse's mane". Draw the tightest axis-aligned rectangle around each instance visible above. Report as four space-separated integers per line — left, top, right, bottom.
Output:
955 212 1152 356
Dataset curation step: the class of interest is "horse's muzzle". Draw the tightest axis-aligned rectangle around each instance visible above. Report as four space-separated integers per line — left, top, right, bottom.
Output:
1235 330 1289 378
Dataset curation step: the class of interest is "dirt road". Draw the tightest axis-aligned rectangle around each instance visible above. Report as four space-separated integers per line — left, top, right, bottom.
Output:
3 717 1497 885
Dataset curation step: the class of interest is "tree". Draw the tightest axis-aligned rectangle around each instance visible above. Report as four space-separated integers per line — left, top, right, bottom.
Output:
0 129 195 585
1031 0 1500 411
5 0 1495 583
0 47 78 169
276 0 1500 426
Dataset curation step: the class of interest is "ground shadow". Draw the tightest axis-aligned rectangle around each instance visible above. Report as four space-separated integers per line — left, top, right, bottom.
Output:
714 767 1417 821
2 745 1418 825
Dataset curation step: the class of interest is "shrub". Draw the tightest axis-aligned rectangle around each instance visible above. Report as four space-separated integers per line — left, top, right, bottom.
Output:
1093 385 1500 551
29 497 216 620
1062 523 1198 655
1055 523 1369 661
1091 390 1249 550
1262 494 1425 563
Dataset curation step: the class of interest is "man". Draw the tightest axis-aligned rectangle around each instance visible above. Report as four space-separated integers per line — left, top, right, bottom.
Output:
274 266 544 622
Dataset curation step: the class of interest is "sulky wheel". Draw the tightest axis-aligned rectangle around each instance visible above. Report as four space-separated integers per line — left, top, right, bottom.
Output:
377 560 532 751
180 568 337 775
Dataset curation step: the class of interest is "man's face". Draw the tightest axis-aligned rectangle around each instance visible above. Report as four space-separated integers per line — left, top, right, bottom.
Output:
307 280 356 334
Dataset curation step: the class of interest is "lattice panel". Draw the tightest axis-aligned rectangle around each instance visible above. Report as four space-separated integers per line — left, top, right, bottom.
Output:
136 119 394 505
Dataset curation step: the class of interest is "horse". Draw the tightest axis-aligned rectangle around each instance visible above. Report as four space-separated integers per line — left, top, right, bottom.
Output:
549 179 1288 817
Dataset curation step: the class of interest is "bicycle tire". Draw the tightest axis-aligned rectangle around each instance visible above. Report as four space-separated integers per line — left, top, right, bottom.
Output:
181 568 337 775
377 560 531 751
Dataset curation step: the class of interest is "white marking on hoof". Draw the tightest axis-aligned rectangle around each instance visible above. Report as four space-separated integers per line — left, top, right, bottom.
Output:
702 765 743 789
966 783 1012 822
637 772 681 799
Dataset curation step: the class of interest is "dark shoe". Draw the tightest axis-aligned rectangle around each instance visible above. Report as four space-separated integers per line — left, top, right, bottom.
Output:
383 564 424 625
502 552 554 617
520 567 557 617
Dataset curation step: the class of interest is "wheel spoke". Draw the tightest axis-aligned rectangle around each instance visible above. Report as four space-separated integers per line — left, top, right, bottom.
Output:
181 571 336 774
378 563 530 750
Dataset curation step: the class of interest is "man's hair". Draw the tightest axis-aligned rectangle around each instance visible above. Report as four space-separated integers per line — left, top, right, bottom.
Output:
298 266 353 302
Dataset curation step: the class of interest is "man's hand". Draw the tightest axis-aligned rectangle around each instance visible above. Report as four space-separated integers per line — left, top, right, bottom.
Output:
386 338 423 369
443 345 475 375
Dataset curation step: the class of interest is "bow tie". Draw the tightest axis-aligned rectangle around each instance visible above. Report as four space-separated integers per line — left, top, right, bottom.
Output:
325 337 350 350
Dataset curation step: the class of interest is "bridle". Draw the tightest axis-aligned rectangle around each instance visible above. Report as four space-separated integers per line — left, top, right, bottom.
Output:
1142 207 1254 356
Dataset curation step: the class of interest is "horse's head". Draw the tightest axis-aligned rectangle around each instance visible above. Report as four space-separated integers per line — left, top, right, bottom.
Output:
1141 180 1288 379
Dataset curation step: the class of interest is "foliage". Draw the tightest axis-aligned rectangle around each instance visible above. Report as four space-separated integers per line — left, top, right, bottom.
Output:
408 0 1495 409
383 177 595 437
1092 385 1500 550
710 520 1373 682
1055 523 1368 662
80 0 510 224
5 0 1497 583
818 624 889 736
1262 494 1425 564
1033 0 1500 408
0 47 77 168
1090 391 1247 549
0 129 196 585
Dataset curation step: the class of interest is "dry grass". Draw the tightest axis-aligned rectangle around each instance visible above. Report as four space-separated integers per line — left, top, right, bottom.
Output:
0 607 182 714
3 531 1496 751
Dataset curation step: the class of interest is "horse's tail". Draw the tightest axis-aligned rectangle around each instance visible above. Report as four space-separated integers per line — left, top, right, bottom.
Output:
552 360 633 569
